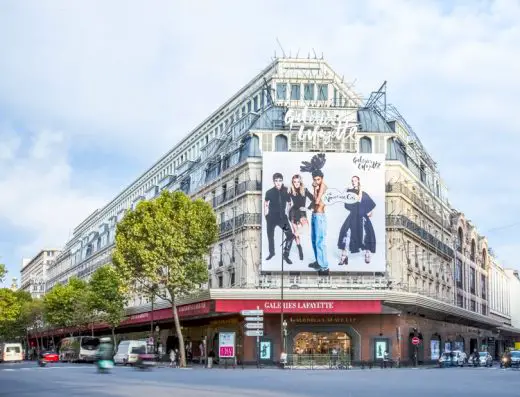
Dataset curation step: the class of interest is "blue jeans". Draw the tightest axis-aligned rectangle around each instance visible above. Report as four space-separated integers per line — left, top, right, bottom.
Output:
311 213 328 269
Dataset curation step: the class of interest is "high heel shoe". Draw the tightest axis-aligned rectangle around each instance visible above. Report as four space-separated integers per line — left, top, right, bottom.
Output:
365 251 371 264
338 254 348 266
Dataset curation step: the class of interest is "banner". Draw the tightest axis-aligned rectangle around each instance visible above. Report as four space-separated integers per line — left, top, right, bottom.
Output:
261 152 385 272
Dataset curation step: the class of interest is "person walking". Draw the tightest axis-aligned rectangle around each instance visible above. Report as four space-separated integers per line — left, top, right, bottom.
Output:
169 349 176 368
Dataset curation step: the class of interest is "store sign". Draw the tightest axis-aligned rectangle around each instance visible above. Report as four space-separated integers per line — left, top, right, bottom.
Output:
289 316 357 324
218 332 236 358
215 300 382 314
284 106 358 145
122 301 211 326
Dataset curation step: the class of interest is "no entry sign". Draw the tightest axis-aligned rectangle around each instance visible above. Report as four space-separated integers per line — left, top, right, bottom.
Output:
411 337 421 345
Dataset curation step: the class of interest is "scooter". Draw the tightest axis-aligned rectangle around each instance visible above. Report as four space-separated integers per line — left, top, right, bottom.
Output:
97 359 114 373
37 358 47 367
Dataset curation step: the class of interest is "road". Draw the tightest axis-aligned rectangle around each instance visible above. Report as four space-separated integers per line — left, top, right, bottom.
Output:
1 362 520 397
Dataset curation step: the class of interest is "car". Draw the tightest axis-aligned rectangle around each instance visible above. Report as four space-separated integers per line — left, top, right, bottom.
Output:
501 350 520 368
478 351 493 367
40 351 59 362
438 351 466 367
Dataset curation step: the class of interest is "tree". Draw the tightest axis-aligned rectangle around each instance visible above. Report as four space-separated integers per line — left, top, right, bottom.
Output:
113 190 217 367
0 288 23 339
0 262 6 284
89 265 127 347
43 277 93 335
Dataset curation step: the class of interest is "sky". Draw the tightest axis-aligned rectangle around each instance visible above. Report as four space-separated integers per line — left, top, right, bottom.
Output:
1 0 519 286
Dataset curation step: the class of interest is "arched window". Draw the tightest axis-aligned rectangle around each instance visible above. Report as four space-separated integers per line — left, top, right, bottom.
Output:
386 138 397 160
457 228 463 253
274 134 288 152
359 136 372 153
249 135 261 157
470 239 476 262
482 249 487 269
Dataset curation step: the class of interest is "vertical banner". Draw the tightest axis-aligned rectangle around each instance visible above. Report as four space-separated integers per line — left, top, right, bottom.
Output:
218 332 236 358
261 152 385 272
430 340 440 360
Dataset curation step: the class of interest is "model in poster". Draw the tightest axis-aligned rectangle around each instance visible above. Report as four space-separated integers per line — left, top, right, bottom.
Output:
300 153 329 274
337 176 376 265
288 174 314 261
263 172 294 264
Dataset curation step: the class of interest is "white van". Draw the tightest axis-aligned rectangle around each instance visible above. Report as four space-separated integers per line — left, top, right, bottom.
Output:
113 340 147 365
0 343 24 363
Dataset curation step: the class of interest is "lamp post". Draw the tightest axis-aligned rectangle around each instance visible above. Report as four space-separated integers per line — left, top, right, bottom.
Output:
280 225 288 356
282 320 288 353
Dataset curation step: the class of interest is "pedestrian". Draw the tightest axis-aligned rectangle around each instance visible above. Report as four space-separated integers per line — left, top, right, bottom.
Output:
170 349 176 368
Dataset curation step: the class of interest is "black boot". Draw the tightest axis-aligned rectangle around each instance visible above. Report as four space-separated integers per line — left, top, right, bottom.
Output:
283 237 293 264
297 244 303 260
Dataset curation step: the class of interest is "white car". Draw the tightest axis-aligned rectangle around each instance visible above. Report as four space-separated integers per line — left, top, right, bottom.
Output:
113 340 147 365
439 350 467 367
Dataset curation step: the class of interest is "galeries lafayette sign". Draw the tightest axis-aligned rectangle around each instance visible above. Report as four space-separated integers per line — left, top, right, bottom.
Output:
215 299 381 314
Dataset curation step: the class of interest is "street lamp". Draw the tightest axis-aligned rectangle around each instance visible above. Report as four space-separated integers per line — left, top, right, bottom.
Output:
282 320 288 353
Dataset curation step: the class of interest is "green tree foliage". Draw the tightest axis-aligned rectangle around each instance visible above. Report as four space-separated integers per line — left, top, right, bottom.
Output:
89 265 127 346
0 288 22 339
0 262 6 284
113 190 218 367
43 277 94 335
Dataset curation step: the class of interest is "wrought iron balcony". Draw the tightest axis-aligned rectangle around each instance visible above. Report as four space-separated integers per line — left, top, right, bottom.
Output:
386 215 454 258
386 183 445 227
212 180 262 208
219 213 262 236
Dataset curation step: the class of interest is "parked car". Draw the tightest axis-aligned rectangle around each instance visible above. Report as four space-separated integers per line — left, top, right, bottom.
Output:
438 351 466 367
478 351 493 367
501 350 520 368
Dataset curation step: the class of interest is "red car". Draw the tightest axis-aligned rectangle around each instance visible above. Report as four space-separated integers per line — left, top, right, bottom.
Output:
40 351 59 362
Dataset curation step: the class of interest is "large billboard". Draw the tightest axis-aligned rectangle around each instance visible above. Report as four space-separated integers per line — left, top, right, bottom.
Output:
261 152 385 273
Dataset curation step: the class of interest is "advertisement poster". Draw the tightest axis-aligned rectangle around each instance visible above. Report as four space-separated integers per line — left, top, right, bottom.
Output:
375 340 387 359
218 332 236 358
261 152 385 273
444 342 452 353
260 341 271 360
430 340 440 360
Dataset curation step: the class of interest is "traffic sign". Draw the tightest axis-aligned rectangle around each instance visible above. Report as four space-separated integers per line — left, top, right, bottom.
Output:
411 337 421 345
245 330 264 337
244 316 263 322
244 322 264 329
241 310 264 316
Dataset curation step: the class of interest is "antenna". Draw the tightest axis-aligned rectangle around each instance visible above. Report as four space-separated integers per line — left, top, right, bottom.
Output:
312 48 317 59
296 48 300 58
276 38 287 58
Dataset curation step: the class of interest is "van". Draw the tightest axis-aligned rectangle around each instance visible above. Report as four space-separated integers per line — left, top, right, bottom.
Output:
0 343 24 363
113 340 147 365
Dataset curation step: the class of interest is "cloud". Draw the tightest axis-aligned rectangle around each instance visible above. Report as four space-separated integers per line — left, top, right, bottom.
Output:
0 0 519 281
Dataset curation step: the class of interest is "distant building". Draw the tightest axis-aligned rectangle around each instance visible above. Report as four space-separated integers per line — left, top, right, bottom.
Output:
505 269 520 330
20 250 61 299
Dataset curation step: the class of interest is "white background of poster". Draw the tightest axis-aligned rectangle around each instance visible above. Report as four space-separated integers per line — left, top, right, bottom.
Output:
261 152 385 272
375 341 387 359
218 332 236 358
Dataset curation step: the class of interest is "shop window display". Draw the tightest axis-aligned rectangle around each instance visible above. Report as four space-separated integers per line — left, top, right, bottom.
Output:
292 331 352 356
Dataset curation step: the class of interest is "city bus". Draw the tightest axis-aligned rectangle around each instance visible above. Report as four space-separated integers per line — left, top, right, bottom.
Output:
59 336 100 363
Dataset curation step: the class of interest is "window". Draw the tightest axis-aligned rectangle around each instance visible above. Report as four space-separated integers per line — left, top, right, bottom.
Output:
218 275 223 288
457 228 463 253
208 278 212 289
275 134 288 152
230 271 235 286
290 84 300 100
230 239 235 263
470 239 476 262
304 84 315 100
249 135 261 157
457 294 463 308
470 300 476 312
481 249 487 269
359 137 372 153
481 275 487 299
219 243 223 265
253 96 259 111
455 259 463 288
247 101 252 113
482 304 487 315
470 268 476 294
276 83 287 100
317 84 328 100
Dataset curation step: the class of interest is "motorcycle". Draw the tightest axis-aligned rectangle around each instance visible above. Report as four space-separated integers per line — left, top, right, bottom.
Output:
135 353 156 371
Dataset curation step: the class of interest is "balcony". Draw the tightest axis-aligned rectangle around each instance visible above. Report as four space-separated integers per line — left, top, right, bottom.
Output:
386 215 454 258
220 213 262 237
212 180 262 208
386 183 444 226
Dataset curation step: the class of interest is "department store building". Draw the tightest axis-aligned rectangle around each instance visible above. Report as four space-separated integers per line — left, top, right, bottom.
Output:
42 58 519 364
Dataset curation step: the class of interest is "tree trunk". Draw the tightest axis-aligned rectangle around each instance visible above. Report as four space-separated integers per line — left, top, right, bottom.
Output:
91 323 94 337
111 327 117 353
171 303 186 368
40 335 44 350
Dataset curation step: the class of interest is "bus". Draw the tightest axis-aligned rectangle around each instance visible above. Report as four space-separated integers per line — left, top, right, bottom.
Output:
59 336 100 363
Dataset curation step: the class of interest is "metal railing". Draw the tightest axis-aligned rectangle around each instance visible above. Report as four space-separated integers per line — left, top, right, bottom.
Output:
386 215 454 258
212 180 262 208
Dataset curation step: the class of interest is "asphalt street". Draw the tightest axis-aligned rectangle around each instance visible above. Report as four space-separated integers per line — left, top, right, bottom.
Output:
1 362 520 397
